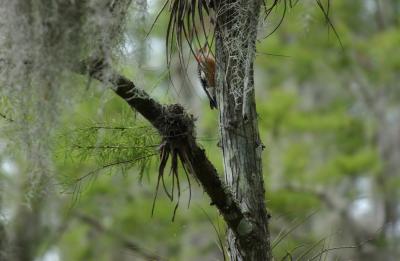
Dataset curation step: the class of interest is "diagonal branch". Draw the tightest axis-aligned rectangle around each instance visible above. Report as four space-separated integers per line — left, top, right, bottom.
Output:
76 57 261 251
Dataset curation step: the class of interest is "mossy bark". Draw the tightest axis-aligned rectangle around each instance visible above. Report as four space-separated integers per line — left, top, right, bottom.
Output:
215 0 271 260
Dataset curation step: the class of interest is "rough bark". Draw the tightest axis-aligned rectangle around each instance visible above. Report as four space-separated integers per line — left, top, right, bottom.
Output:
215 0 271 260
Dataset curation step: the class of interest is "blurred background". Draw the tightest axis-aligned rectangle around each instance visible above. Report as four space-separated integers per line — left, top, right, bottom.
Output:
1 0 400 260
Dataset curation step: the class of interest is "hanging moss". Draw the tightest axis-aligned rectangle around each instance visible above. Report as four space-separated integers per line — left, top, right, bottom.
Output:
0 0 132 196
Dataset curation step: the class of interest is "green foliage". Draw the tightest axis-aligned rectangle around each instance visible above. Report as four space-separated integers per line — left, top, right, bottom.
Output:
254 1 398 258
1 0 399 260
56 109 159 196
334 148 381 176
269 191 320 217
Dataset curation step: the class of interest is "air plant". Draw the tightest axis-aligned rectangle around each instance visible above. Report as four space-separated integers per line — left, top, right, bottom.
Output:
148 0 341 220
151 104 197 221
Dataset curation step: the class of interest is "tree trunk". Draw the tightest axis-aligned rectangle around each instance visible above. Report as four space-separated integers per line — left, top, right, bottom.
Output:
215 1 271 260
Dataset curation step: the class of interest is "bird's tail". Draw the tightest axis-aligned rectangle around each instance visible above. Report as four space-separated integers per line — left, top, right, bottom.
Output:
209 93 217 109
209 98 217 109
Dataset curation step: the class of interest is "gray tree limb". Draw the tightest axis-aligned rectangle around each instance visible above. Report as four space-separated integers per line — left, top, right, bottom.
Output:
215 0 271 259
77 58 261 257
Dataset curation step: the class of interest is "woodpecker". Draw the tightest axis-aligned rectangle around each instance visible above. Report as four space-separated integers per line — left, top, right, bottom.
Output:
195 48 217 109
